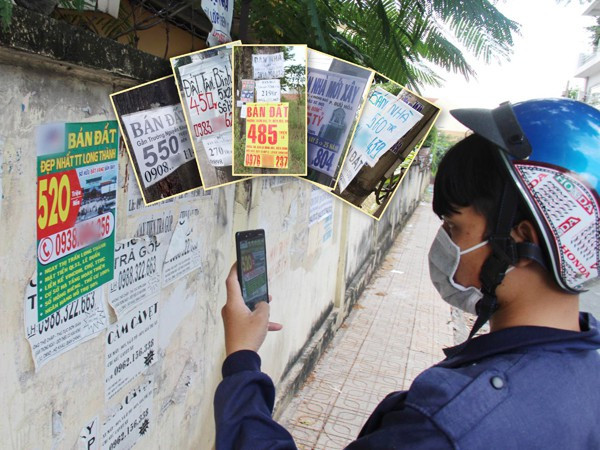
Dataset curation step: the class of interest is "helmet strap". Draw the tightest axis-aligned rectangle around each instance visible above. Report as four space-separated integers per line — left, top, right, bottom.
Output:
468 181 520 339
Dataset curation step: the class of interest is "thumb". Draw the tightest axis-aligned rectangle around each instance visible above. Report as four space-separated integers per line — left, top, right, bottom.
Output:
225 262 246 308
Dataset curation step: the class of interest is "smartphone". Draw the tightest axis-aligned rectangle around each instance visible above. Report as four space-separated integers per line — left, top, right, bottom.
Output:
235 229 269 310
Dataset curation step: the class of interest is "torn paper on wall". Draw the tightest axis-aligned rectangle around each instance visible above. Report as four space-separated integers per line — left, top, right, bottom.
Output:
162 213 202 286
108 237 164 318
24 274 107 370
104 300 158 400
308 186 334 227
102 377 154 450
130 208 176 238
78 416 99 450
201 132 233 167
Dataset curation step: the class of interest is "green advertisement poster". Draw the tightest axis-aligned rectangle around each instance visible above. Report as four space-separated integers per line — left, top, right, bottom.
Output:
36 121 119 320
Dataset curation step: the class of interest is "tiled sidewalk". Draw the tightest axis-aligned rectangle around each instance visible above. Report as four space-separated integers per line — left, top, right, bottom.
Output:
279 200 454 449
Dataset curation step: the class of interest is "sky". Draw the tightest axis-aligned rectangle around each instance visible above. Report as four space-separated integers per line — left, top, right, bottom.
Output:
423 0 597 131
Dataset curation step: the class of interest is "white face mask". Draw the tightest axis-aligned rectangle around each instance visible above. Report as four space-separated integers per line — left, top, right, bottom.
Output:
428 226 489 315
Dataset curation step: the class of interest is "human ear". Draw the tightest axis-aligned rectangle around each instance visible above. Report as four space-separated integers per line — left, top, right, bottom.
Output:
510 220 540 267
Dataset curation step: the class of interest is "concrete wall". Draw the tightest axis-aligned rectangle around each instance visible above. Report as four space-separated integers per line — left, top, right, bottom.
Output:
0 48 430 449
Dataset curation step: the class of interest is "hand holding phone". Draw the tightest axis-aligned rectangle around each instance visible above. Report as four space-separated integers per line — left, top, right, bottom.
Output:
222 262 282 357
235 229 269 311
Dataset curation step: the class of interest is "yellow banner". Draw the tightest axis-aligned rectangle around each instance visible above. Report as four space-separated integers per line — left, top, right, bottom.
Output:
244 102 289 168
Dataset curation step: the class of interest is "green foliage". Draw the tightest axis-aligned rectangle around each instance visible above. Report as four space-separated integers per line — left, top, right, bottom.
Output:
429 129 460 175
239 0 520 91
0 0 12 30
565 87 580 100
282 63 306 94
587 16 600 49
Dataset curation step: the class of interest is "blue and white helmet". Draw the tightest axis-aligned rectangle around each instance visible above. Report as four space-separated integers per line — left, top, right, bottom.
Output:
451 98 600 293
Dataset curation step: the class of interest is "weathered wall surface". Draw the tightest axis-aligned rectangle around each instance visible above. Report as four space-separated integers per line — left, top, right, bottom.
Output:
0 50 430 449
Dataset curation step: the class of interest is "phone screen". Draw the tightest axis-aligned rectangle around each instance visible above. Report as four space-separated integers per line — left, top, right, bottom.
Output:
238 232 268 309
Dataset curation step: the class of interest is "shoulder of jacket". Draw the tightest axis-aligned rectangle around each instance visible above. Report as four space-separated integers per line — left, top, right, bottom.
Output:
403 352 528 441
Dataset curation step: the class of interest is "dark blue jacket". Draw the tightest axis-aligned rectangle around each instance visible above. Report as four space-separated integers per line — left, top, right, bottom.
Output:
214 313 600 449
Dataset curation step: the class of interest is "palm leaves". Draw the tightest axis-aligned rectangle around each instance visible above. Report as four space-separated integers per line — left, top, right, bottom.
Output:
238 0 520 91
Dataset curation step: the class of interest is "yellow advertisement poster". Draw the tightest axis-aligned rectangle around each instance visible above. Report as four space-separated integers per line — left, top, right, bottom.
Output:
244 102 289 168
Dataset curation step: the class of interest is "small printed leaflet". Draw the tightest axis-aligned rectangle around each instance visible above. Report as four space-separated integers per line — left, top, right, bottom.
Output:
308 186 334 227
36 120 118 321
240 79 255 103
109 237 163 318
121 104 195 188
24 274 107 370
162 213 202 286
252 52 285 79
255 79 281 102
102 377 154 450
201 131 233 167
244 102 289 169
105 300 158 400
306 68 367 177
336 147 368 193
397 89 425 113
201 0 233 47
337 88 423 192
179 53 233 140
79 416 99 450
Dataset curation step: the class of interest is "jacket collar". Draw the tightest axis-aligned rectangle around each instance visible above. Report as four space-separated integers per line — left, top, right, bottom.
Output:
438 313 600 368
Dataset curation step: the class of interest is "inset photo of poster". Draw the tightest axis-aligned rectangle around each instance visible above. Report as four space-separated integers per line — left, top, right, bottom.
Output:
111 76 203 205
36 120 119 321
332 73 441 220
232 45 307 176
303 49 375 189
171 41 250 190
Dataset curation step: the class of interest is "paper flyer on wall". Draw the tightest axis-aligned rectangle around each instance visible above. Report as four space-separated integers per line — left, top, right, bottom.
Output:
255 79 281 102
354 87 423 167
308 186 334 227
201 131 233 167
240 79 255 103
252 52 285 79
36 120 118 321
120 104 195 188
244 102 289 169
78 416 99 450
108 237 164 319
178 52 233 167
102 376 154 450
201 0 233 47
104 300 158 400
161 212 202 286
24 274 107 370
306 68 367 177
337 88 423 192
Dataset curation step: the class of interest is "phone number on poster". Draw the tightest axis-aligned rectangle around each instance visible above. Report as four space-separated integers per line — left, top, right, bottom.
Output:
112 339 154 376
117 257 157 290
34 292 97 335
37 213 114 265
108 407 150 450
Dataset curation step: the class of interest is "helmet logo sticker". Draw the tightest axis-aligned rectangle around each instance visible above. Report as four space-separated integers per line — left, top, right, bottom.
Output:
515 163 599 291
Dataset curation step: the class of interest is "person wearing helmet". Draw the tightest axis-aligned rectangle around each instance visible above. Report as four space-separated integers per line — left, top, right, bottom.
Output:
214 98 600 449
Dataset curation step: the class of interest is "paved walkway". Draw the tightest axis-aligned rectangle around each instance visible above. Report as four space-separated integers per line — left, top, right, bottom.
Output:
279 200 454 449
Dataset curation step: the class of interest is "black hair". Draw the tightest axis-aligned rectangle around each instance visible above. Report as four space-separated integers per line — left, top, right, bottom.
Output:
432 134 530 236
